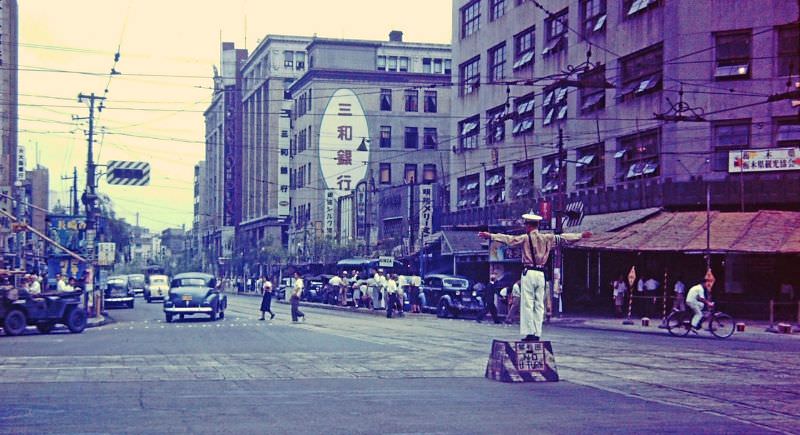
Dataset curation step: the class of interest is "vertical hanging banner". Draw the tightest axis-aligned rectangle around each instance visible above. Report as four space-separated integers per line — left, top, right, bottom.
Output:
319 89 370 238
417 185 433 250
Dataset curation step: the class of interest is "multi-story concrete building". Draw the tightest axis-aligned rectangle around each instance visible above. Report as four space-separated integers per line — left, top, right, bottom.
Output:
287 32 452 260
239 35 312 248
192 161 207 269
203 42 248 275
0 0 17 188
447 0 800 314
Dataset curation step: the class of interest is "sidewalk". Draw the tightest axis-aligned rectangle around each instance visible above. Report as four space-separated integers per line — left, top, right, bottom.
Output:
229 291 797 337
87 312 113 328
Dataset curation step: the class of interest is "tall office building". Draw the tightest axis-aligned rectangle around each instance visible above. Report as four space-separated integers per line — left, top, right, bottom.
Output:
0 0 17 188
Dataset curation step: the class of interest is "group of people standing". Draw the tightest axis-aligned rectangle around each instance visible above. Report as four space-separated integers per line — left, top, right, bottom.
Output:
474 274 521 325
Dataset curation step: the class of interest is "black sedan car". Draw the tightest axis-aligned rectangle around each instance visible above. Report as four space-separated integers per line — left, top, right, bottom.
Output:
420 274 482 319
163 272 226 322
104 275 134 309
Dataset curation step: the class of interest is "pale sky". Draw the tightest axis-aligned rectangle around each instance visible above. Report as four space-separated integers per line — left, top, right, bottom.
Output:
18 0 453 232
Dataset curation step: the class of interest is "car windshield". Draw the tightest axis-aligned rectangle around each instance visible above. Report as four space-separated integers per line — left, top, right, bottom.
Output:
107 280 126 289
443 279 468 288
172 278 209 288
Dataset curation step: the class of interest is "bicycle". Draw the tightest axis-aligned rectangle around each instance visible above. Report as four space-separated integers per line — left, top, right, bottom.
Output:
665 306 735 338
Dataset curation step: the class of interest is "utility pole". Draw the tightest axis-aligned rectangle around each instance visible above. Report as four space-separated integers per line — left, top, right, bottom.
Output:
77 92 105 316
550 128 566 320
61 167 79 215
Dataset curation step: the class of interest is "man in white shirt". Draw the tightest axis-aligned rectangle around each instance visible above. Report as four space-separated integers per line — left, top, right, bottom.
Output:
686 278 714 331
373 269 387 309
291 272 306 322
673 277 686 311
385 274 399 318
56 274 70 292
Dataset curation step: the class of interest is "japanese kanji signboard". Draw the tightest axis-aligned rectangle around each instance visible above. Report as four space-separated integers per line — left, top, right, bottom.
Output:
319 89 370 237
728 147 800 173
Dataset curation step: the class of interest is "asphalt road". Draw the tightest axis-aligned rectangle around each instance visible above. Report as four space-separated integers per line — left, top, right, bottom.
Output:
1 294 798 434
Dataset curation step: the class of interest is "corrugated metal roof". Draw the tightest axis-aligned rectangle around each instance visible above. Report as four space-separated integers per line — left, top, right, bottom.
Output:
566 207 661 234
575 210 800 253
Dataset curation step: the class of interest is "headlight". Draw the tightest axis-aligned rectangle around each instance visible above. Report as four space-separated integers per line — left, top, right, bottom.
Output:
455 291 460 296
472 291 477 297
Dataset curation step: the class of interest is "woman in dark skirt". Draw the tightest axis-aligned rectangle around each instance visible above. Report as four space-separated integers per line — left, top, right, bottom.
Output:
259 276 275 320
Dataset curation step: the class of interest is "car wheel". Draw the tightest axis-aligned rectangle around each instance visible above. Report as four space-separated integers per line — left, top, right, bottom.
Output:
3 309 27 336
210 309 217 321
36 322 54 334
65 307 87 333
165 314 173 323
218 310 225 320
436 300 450 318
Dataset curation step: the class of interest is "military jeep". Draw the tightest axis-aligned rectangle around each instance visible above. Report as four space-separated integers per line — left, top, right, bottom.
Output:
0 286 88 336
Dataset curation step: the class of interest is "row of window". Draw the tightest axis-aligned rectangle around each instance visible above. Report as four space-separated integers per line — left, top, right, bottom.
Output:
454 118 800 209
460 0 654 41
379 126 439 149
376 56 453 74
379 88 439 113
378 163 438 185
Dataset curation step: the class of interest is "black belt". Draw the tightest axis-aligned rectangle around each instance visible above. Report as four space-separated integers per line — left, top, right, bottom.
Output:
523 265 546 274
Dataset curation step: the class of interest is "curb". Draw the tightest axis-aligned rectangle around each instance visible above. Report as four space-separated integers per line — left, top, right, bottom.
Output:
274 299 424 318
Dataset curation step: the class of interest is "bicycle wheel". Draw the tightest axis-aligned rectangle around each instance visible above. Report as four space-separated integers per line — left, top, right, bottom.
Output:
666 311 691 337
709 313 735 338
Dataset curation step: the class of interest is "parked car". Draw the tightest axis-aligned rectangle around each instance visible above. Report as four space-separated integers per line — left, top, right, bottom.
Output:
302 274 329 303
277 277 292 301
1 282 87 335
127 274 146 297
144 274 169 303
105 275 134 309
421 274 482 319
163 272 227 323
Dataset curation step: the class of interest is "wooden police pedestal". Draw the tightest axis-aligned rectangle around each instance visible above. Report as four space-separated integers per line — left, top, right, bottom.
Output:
485 339 559 383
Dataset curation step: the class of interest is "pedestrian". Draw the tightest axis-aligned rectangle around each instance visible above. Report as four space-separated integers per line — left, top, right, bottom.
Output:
673 276 686 312
409 275 421 313
359 279 372 309
290 272 305 323
339 271 349 306
385 273 399 318
259 276 275 321
476 274 501 324
612 274 627 317
373 269 387 309
478 212 591 342
505 280 521 324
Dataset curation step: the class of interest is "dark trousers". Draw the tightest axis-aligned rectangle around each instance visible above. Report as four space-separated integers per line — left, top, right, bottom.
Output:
260 293 273 316
386 293 399 318
477 300 499 323
291 296 304 321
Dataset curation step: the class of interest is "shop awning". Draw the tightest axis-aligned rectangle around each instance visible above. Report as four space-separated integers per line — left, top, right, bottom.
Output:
574 210 800 254
436 230 486 256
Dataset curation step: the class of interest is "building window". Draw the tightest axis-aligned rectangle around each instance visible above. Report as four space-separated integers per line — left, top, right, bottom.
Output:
778 24 800 77
280 167 288 175
461 0 481 39
713 121 750 171
444 59 452 75
424 90 438 113
457 174 480 209
399 56 409 72
434 58 443 74
619 44 663 100
541 153 566 194
486 104 507 144
405 127 419 149
380 125 392 148
380 89 392 111
485 168 506 205
543 9 568 56
283 51 294 68
380 163 392 184
423 164 437 183
624 0 659 17
460 56 480 96
512 93 535 135
715 31 751 80
616 129 660 181
542 85 568 126
422 58 432 73
581 0 607 37
490 0 506 21
488 42 507 83
387 56 398 71
511 159 534 200
459 115 480 150
404 164 417 184
575 143 605 188
377 55 386 71
513 26 535 70
580 65 606 113
776 118 800 147
423 128 438 149
405 89 419 112
296 52 306 70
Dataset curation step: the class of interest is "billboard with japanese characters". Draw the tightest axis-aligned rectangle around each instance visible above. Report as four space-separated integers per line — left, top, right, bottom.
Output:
319 89 370 236
728 147 800 173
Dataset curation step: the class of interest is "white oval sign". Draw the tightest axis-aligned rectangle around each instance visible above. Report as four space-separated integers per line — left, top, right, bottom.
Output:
318 89 370 194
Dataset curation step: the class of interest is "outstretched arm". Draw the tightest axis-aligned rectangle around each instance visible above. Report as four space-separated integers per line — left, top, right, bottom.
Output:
478 231 527 246
557 231 592 243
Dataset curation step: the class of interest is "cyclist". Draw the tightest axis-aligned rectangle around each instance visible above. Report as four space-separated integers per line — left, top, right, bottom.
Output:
686 276 715 332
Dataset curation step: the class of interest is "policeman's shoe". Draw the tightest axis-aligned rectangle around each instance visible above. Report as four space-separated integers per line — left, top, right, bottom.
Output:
522 335 540 342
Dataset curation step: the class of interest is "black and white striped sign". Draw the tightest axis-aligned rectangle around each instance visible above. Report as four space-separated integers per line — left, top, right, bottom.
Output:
106 160 150 186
